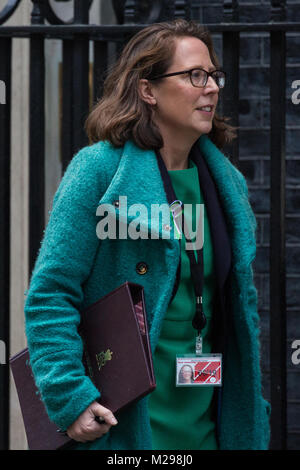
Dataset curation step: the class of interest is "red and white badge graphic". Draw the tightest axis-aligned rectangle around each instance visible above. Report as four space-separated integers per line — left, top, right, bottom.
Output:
194 359 222 385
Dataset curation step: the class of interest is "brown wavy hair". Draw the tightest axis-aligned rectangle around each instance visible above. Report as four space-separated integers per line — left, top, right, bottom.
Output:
85 19 237 151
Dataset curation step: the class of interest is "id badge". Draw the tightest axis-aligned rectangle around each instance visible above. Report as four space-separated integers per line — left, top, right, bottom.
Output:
176 354 222 387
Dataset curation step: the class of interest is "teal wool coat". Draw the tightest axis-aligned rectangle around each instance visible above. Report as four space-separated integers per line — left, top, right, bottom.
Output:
24 134 271 450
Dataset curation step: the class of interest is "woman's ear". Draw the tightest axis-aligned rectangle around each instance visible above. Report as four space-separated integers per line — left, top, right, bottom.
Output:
138 79 157 106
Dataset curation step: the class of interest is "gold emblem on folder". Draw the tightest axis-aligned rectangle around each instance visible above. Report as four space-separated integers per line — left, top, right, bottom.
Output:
96 349 113 371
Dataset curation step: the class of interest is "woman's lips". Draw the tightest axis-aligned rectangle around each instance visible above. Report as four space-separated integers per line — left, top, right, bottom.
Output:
197 108 213 116
196 105 214 115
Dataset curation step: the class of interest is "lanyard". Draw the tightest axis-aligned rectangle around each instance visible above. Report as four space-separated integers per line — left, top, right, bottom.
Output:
155 150 207 336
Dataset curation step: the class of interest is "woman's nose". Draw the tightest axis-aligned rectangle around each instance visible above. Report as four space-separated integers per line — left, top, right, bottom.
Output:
205 75 220 93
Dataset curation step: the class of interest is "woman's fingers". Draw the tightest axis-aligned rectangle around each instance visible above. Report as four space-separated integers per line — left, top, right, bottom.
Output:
66 401 118 442
90 402 118 426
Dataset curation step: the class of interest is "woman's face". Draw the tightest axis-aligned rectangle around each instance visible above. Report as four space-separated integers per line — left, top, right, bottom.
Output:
150 36 219 142
182 366 193 382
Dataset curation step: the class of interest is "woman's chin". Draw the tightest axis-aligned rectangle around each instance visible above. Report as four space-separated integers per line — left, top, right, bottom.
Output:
198 123 213 135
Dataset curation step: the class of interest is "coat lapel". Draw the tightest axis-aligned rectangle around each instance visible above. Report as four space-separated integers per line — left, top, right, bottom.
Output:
197 135 257 272
98 140 177 243
99 136 256 274
190 143 232 293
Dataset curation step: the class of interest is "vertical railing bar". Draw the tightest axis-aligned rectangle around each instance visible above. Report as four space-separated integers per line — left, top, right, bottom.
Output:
74 0 89 24
115 36 125 63
29 33 45 274
72 1 90 154
71 35 90 153
61 40 74 171
269 29 287 450
0 36 11 451
269 0 287 450
222 0 240 167
222 33 240 167
93 40 108 104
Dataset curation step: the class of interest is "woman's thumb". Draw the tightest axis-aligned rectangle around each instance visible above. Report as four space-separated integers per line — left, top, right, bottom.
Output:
92 403 118 425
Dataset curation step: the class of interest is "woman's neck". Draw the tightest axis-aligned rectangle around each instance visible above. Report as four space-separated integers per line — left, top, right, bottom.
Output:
159 144 191 171
157 128 199 170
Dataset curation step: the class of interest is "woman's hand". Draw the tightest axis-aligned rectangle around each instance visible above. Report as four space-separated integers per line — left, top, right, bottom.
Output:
66 401 118 443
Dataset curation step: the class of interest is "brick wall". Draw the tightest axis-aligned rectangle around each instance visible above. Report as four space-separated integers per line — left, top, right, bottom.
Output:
191 0 300 449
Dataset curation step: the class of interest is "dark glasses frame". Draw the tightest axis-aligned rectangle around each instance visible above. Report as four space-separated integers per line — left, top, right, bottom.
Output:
149 67 226 88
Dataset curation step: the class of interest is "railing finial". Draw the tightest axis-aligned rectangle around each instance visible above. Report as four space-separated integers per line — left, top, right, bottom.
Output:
31 0 45 25
223 0 239 22
124 0 137 24
270 0 286 21
174 0 191 20
122 0 191 25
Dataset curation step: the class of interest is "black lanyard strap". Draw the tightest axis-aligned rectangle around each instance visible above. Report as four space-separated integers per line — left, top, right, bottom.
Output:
181 205 207 334
155 149 207 335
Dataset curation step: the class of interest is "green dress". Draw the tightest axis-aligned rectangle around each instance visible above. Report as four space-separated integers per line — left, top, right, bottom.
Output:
148 159 218 450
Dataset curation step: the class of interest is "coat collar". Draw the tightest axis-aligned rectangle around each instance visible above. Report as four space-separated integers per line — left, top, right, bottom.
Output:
99 135 256 271
190 142 232 292
98 140 172 241
197 135 257 272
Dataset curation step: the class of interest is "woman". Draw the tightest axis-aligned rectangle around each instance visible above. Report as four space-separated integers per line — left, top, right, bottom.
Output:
178 365 194 384
24 19 270 450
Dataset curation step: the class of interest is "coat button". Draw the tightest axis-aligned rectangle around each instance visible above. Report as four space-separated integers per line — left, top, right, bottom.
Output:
136 262 148 275
112 200 120 208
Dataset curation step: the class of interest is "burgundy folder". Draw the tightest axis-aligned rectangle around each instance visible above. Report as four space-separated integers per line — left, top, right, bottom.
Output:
10 282 156 450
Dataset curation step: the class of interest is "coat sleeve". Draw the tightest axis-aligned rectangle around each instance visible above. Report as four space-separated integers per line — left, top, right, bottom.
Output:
24 144 107 431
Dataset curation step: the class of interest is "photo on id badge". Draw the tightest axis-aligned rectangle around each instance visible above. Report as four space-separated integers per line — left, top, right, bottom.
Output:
176 355 222 387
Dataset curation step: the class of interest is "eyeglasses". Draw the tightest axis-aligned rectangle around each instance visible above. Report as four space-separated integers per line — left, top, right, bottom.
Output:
149 67 226 89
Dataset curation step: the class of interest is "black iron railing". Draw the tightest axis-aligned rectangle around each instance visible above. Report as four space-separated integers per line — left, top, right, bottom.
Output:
0 0 294 450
